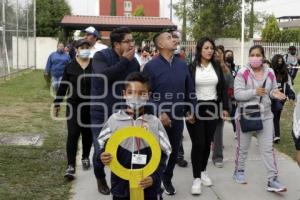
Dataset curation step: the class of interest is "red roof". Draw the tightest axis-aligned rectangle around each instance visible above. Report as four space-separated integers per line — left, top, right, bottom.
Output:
60 15 177 32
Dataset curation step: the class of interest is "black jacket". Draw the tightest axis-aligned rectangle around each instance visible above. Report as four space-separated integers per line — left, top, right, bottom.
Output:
54 59 92 106
189 60 229 111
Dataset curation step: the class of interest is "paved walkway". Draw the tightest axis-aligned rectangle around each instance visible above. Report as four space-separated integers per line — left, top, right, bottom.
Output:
71 122 300 200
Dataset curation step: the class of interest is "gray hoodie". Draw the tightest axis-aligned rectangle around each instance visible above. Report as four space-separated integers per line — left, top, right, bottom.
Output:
98 110 172 156
234 65 277 120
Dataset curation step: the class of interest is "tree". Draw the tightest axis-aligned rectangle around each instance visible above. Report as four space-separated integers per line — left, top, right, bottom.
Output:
0 1 17 29
174 0 243 40
131 6 154 46
246 0 268 38
173 0 187 42
261 15 281 42
280 29 300 43
110 0 116 16
36 0 71 37
174 0 265 40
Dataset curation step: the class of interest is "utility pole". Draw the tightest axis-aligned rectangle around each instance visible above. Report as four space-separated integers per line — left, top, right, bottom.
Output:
241 0 245 68
34 0 36 69
2 0 10 76
182 0 187 42
170 0 172 21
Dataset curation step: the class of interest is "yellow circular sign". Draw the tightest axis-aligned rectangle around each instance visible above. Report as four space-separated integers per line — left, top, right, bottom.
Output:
105 126 161 180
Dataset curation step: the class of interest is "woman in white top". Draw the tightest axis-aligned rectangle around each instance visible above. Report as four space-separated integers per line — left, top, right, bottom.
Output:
186 37 229 195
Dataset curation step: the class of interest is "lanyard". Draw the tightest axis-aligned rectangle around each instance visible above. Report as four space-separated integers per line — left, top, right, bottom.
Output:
130 113 144 170
131 114 144 153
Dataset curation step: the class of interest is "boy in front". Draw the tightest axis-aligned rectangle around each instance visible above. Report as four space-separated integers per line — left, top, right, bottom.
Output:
98 72 171 200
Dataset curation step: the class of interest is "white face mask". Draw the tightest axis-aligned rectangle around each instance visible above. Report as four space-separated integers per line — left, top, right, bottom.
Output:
125 96 147 110
78 49 90 59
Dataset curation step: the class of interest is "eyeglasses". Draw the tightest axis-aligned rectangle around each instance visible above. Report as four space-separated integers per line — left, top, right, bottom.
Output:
121 39 135 44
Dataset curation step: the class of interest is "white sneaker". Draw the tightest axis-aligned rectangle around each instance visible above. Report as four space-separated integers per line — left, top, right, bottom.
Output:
201 171 213 186
191 178 202 195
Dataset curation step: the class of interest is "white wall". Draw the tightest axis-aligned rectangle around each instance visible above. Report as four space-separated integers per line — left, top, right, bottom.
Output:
215 38 254 67
36 37 59 69
66 0 99 16
12 36 36 69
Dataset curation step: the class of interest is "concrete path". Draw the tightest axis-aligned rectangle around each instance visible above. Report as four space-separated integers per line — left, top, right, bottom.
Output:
71 122 300 200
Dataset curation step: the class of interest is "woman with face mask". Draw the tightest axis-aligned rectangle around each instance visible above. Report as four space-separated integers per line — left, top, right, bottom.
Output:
271 54 295 144
233 45 287 193
53 39 93 180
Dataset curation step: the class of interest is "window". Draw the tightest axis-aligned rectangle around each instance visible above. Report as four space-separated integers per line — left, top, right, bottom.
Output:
124 1 132 12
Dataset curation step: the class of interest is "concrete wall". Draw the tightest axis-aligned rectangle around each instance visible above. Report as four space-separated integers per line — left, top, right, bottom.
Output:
36 37 59 69
12 37 59 70
12 36 36 69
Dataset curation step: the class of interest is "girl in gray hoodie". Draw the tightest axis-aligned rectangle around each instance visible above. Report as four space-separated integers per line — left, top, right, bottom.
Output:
233 45 287 193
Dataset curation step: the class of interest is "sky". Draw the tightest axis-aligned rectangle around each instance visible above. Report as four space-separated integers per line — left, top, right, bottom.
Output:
255 0 300 17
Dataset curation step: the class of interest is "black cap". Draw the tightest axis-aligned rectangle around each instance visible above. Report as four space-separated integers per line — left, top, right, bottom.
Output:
75 39 91 48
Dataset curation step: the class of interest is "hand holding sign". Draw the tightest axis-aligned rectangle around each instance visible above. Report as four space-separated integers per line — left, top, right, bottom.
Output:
104 127 161 200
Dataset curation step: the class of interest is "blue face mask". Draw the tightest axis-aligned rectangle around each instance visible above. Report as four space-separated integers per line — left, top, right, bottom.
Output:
78 49 90 59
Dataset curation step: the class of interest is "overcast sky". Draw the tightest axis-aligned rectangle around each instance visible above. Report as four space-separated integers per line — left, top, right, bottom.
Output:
255 0 300 17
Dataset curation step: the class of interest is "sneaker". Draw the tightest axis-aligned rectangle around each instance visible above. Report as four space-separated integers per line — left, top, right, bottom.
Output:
177 158 188 167
201 171 212 186
64 165 75 180
163 180 176 195
213 160 224 168
267 177 287 193
233 170 247 184
191 178 202 195
273 137 280 144
81 158 90 170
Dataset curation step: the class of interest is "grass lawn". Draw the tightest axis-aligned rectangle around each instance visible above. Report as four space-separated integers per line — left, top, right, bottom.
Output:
275 75 300 161
0 70 71 200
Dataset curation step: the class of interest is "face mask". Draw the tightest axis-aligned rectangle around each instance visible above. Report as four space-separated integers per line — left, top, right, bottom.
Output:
78 49 90 59
125 96 147 110
225 56 234 63
249 57 262 68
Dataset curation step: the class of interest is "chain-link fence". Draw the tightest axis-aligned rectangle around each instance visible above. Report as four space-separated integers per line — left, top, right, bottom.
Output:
0 0 36 78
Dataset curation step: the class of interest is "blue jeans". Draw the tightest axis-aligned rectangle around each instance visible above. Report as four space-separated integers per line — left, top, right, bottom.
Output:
51 76 62 93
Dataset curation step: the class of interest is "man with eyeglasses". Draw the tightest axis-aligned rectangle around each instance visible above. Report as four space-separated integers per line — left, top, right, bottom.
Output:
90 26 140 195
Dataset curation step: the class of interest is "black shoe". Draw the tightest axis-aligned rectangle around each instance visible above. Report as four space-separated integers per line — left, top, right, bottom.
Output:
81 158 90 170
97 178 110 195
163 180 176 195
177 158 188 167
64 165 75 180
273 137 280 144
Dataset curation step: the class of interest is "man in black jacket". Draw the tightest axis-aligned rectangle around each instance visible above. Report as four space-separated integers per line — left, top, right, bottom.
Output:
90 27 140 195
